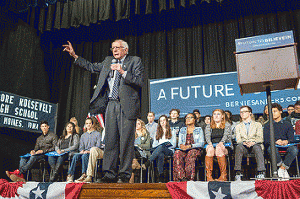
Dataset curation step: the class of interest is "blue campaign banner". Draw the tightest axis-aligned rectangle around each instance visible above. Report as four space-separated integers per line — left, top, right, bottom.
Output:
235 30 294 53
0 91 58 133
149 71 300 119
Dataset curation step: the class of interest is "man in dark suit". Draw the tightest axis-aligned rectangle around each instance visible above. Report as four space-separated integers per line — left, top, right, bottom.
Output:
63 40 144 183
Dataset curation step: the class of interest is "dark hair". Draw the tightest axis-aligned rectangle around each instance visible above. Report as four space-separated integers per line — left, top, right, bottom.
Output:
156 115 172 140
204 115 211 119
61 122 76 139
224 110 233 125
40 120 49 126
169 109 180 116
272 103 283 112
240 105 252 113
288 104 295 108
193 109 200 114
184 113 197 124
85 118 93 124
294 101 300 107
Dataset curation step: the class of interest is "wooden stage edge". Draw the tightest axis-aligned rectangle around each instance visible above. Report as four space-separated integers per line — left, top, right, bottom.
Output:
79 183 172 199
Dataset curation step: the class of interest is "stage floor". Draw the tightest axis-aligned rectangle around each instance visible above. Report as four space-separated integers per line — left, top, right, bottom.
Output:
78 183 172 199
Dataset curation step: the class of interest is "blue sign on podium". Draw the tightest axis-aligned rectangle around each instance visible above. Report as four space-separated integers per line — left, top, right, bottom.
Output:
235 30 294 53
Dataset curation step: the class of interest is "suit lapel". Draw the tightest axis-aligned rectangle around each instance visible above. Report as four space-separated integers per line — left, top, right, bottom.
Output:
122 56 130 71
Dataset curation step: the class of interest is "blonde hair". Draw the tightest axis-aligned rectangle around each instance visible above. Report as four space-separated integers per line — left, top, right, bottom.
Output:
135 119 147 139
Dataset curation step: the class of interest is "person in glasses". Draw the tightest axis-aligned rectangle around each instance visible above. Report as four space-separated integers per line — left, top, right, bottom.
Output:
63 40 145 183
234 106 265 181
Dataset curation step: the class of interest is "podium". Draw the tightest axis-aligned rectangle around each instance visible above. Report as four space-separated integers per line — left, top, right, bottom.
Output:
235 30 300 178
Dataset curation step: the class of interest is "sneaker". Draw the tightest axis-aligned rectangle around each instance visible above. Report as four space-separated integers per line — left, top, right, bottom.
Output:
278 168 285 178
75 173 87 183
235 174 243 181
283 169 290 179
83 176 93 183
66 175 74 183
256 171 265 180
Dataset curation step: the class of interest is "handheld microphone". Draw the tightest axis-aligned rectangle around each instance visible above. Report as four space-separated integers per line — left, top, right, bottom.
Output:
111 59 117 77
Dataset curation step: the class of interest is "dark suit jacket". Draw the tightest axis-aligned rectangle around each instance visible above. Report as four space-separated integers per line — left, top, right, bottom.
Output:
74 55 144 120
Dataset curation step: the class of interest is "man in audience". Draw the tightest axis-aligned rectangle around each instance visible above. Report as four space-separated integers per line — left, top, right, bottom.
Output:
285 101 300 127
264 103 298 179
66 118 102 182
234 106 265 180
169 109 185 135
145 112 158 141
287 105 294 117
77 117 104 183
6 121 58 182
193 109 206 130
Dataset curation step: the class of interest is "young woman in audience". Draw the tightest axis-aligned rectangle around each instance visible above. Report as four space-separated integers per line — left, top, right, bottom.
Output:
48 122 80 182
205 109 232 181
129 119 151 183
173 113 205 182
70 117 82 136
145 115 176 183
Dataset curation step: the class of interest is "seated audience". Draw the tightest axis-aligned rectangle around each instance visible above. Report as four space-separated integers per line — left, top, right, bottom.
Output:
234 106 266 181
173 113 205 182
145 112 158 141
66 118 102 182
6 121 58 182
48 122 80 182
130 119 151 183
145 115 176 183
263 103 298 179
70 117 83 136
78 117 104 183
205 109 232 181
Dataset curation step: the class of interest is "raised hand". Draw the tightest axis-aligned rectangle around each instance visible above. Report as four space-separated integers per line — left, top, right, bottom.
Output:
62 41 78 59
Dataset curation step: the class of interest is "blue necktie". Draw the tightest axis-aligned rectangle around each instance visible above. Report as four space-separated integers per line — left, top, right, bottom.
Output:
110 60 121 100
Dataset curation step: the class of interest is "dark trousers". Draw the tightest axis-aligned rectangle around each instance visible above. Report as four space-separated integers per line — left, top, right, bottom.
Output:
48 153 69 170
103 100 136 179
149 144 173 174
267 145 298 169
19 154 47 174
234 143 265 172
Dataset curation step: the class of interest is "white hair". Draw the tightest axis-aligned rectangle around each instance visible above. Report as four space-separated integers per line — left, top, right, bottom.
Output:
113 39 129 54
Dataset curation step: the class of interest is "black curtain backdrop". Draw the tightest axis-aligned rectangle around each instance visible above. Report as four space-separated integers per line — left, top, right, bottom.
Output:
1 0 300 179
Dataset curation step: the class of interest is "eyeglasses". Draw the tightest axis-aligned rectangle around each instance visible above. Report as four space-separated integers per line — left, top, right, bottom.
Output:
110 46 125 51
240 111 250 114
186 116 195 119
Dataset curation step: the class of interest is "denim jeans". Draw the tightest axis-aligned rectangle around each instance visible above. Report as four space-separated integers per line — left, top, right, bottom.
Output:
149 144 173 174
19 154 46 174
68 153 90 175
48 153 69 170
267 145 298 169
